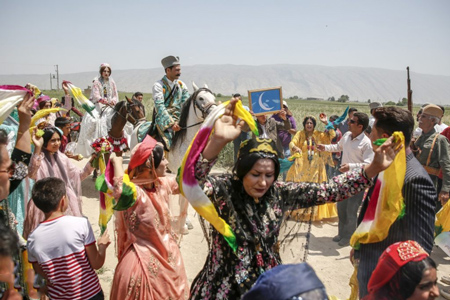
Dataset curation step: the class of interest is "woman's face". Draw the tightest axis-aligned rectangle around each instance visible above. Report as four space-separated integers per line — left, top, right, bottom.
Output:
155 155 168 177
304 119 315 132
102 67 111 79
243 158 275 199
43 101 52 109
407 268 439 300
45 132 61 153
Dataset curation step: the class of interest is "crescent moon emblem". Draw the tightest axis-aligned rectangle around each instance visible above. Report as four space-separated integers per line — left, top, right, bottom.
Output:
258 92 274 110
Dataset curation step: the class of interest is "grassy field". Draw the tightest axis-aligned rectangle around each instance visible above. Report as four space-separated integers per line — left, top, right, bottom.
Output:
41 89 449 168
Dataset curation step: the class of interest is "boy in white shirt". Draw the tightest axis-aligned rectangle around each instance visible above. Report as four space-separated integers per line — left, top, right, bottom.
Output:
27 177 110 300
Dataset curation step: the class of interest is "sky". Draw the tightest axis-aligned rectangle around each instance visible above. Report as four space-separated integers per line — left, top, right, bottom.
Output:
1 0 449 76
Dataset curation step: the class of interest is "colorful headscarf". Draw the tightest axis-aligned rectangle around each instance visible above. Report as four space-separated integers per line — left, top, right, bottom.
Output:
178 100 258 252
367 240 428 294
0 85 31 124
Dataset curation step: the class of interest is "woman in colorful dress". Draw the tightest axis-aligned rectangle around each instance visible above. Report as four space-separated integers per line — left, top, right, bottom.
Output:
107 136 189 300
23 126 96 238
286 115 338 221
76 63 120 157
187 99 400 299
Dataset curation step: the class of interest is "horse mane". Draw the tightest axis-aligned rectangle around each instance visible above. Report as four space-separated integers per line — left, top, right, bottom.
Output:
110 101 126 124
130 97 146 116
171 87 212 150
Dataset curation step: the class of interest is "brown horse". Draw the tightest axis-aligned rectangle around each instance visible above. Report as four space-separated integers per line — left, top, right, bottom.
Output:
103 97 146 163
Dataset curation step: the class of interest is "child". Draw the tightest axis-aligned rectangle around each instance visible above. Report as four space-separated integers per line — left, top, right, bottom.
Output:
26 177 110 300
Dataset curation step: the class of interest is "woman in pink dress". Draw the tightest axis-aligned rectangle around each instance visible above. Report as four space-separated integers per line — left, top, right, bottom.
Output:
107 136 189 299
23 126 95 238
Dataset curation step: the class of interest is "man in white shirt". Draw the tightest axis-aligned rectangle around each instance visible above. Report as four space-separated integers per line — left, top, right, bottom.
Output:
318 112 373 246
150 55 190 150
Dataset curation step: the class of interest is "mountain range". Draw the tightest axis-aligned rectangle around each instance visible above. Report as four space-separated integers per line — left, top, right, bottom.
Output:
1 64 449 104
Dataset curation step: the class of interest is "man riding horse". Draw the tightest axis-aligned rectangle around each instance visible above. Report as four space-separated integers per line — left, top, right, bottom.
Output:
150 55 190 151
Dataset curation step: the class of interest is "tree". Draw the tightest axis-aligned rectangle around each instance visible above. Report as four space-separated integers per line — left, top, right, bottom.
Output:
385 101 396 106
337 95 349 103
216 93 223 98
396 98 408 106
328 96 336 102
367 99 371 103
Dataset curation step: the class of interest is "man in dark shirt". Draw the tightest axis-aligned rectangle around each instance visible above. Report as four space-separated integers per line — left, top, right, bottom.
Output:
354 106 436 297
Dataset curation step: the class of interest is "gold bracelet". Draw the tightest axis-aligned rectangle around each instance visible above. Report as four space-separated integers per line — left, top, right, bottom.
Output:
17 131 24 135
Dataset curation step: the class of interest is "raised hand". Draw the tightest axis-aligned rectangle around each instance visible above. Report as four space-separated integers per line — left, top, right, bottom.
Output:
364 136 403 178
213 97 245 143
32 128 44 153
202 97 244 160
319 113 328 124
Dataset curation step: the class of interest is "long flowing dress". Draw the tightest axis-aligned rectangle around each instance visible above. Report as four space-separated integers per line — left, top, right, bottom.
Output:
23 151 93 238
189 158 372 299
76 76 119 156
110 175 189 300
286 129 338 221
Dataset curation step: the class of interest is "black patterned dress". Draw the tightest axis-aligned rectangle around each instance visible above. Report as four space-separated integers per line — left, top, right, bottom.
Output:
189 159 372 299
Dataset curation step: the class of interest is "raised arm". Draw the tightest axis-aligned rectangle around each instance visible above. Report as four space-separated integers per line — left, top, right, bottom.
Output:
281 136 401 209
14 94 34 154
202 98 244 160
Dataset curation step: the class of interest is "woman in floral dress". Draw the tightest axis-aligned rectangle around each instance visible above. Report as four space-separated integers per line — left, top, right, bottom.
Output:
286 115 338 221
187 99 400 299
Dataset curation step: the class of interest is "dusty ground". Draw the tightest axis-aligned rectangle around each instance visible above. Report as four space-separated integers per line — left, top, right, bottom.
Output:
75 156 450 299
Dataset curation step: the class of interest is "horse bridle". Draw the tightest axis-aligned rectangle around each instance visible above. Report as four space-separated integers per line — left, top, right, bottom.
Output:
178 89 217 130
192 88 217 119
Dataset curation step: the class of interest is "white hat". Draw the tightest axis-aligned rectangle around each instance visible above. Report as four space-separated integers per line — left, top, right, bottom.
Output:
283 101 288 108
369 102 382 110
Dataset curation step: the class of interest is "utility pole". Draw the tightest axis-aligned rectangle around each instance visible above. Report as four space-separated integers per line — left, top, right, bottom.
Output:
55 65 60 90
49 73 53 90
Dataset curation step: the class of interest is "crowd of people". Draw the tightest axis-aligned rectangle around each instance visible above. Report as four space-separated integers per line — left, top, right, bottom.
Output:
0 55 448 300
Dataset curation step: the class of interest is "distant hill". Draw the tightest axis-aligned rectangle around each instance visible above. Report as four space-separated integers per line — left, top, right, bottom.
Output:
1 64 449 104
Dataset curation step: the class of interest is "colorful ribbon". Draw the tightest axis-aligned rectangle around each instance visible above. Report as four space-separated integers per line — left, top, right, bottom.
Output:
63 80 96 117
178 100 258 252
350 132 406 249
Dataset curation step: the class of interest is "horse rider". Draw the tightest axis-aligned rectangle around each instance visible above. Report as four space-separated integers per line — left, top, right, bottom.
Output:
150 55 190 151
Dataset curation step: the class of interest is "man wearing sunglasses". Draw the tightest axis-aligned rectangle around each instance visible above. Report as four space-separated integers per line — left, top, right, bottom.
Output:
317 112 373 246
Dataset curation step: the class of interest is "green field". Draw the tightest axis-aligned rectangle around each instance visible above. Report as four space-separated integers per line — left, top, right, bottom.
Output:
41 90 449 168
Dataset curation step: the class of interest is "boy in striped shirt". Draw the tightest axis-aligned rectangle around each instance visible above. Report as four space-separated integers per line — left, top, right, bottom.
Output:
27 177 110 300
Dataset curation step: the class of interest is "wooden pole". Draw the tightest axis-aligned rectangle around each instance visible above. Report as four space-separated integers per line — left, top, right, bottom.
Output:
407 66 413 113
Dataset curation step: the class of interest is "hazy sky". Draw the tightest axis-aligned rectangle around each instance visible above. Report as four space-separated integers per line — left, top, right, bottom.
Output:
1 0 449 76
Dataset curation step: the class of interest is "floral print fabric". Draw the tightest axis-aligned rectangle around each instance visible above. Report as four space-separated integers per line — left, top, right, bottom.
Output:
189 159 371 299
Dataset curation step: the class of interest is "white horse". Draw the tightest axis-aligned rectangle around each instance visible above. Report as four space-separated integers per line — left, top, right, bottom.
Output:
168 83 217 172
130 82 217 173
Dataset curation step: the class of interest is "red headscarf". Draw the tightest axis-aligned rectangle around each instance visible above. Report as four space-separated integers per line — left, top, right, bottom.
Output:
128 135 157 174
367 240 428 294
